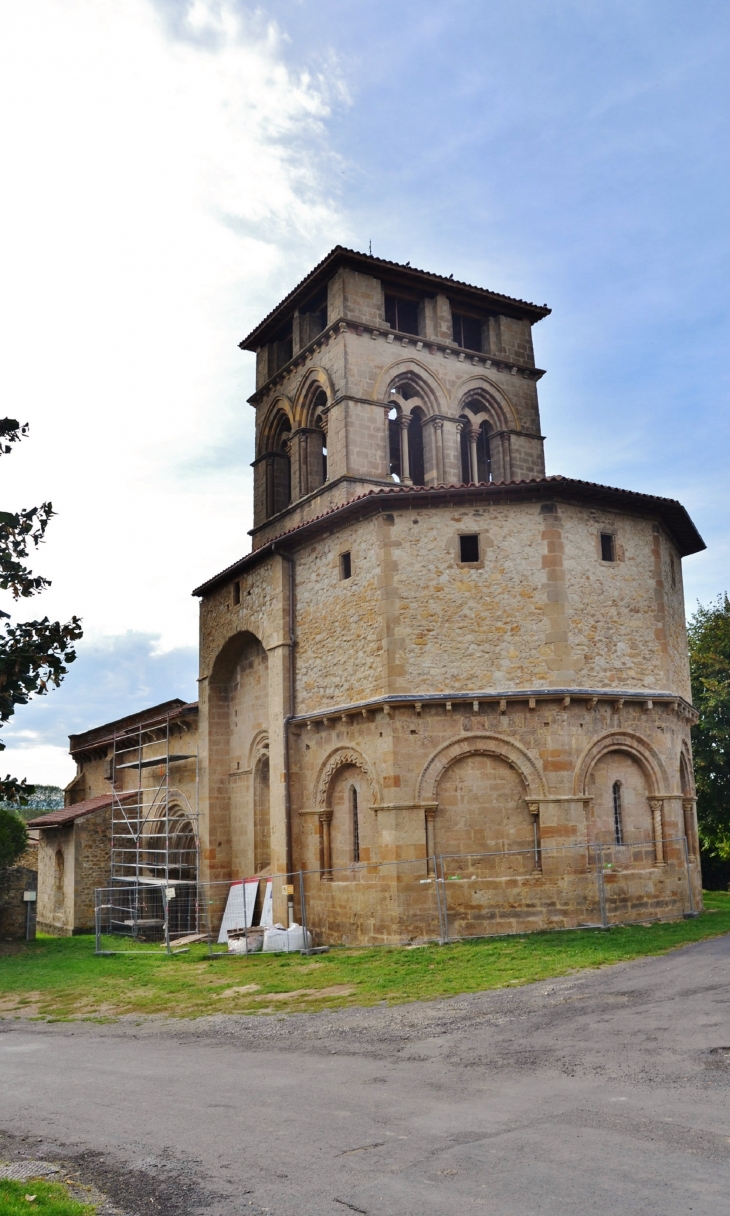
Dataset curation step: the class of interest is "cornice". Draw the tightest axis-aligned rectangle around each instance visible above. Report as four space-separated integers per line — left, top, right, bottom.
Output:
247 317 545 407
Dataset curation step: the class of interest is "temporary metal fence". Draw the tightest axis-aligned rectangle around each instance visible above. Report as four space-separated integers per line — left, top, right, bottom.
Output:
95 836 699 956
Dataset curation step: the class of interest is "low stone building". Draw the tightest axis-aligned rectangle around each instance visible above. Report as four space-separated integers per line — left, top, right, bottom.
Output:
29 700 198 935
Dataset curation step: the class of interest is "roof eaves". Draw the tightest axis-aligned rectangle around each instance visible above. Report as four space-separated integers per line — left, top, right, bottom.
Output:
193 476 704 598
239 246 551 351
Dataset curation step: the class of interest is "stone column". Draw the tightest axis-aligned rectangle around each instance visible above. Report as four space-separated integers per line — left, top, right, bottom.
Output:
683 798 697 858
501 432 512 482
433 420 444 484
650 799 664 865
527 801 542 871
319 809 333 880
425 805 437 873
468 427 479 483
398 414 412 484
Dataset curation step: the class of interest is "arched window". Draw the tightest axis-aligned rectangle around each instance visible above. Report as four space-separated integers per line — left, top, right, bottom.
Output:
408 407 425 486
460 416 491 483
265 414 291 517
351 786 360 863
311 390 328 489
254 753 271 873
612 780 624 846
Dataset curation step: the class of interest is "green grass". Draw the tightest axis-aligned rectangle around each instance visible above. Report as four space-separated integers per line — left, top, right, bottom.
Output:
1 893 729 1021
0 1179 94 1215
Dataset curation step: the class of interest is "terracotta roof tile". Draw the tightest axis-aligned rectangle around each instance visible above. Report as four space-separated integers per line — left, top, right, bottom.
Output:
27 791 136 829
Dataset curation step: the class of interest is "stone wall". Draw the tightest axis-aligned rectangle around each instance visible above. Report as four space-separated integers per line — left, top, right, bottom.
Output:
0 845 37 941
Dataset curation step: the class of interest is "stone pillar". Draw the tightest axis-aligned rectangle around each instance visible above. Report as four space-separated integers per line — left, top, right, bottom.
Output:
683 798 697 858
425 805 437 873
650 799 665 865
501 433 512 482
433 420 444 484
527 801 542 871
399 414 412 484
468 427 480 484
319 809 333 879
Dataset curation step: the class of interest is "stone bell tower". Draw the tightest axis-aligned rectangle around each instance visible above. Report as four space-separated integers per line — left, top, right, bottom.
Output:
194 247 705 941
243 247 550 548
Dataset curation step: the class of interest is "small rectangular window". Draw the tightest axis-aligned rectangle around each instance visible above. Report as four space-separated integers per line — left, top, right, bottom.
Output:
600 533 615 562
460 534 480 563
452 313 482 352
340 551 352 580
233 580 241 604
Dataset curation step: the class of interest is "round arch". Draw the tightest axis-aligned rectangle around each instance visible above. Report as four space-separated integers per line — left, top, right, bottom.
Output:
315 747 382 809
247 729 270 772
209 630 268 685
417 734 547 804
573 731 668 798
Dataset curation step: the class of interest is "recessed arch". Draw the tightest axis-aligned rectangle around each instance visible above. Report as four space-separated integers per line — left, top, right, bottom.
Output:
417 734 547 804
259 395 294 455
573 731 668 798
374 359 448 417
293 367 336 429
453 379 518 433
315 747 382 810
209 630 268 685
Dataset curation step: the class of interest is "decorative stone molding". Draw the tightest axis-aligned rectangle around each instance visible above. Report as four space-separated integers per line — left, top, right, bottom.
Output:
417 733 547 804
573 730 669 798
315 747 381 810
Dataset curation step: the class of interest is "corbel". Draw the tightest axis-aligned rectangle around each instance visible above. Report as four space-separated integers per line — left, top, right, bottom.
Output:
614 699 624 712
499 699 507 714
528 698 536 710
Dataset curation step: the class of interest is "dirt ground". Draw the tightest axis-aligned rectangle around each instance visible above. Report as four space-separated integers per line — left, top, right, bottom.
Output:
1 934 729 1214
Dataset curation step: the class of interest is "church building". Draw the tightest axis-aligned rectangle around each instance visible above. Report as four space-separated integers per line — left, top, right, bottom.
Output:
191 246 705 940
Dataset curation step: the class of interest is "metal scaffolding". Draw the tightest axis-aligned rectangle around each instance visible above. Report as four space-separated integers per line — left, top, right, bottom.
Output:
108 710 200 946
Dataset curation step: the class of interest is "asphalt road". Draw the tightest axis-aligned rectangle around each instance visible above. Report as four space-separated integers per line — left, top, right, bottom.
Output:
1 935 730 1215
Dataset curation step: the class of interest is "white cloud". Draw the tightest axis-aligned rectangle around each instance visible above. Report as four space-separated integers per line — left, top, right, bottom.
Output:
0 0 347 655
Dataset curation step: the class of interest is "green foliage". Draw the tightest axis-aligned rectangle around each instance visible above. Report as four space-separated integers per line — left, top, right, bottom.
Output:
2 897 730 1020
0 1179 95 1215
688 594 730 859
0 806 29 868
0 418 82 805
0 785 64 821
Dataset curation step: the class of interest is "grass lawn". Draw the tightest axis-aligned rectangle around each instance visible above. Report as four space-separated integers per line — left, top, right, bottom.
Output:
0 1179 94 1215
1 892 729 1021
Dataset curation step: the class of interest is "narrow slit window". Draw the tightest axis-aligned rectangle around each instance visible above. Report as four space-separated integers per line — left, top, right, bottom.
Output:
460 534 480 563
340 551 352 580
612 780 624 845
351 786 360 863
600 533 615 562
233 580 240 605
670 554 676 589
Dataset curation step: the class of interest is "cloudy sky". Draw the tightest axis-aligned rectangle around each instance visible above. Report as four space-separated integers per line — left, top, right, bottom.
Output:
1 0 729 787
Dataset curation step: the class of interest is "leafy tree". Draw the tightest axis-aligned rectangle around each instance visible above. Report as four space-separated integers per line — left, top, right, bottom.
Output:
0 418 82 805
688 594 730 867
0 806 28 868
